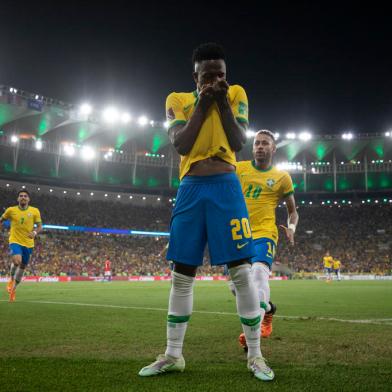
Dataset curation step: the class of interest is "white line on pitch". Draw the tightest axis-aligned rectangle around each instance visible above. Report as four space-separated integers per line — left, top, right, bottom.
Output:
1 299 391 326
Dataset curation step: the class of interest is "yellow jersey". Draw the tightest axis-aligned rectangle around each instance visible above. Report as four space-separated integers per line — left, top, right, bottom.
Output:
333 259 341 269
323 256 333 268
236 161 294 243
1 205 42 248
166 85 249 179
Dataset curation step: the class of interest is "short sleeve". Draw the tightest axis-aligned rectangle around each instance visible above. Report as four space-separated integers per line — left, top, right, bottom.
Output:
231 85 249 126
1 207 11 220
281 173 294 198
34 209 42 224
166 93 187 130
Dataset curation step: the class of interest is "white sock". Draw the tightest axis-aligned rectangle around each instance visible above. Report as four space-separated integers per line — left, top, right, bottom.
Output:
165 271 195 359
9 263 17 279
229 264 261 359
15 266 25 287
251 262 271 317
227 279 236 296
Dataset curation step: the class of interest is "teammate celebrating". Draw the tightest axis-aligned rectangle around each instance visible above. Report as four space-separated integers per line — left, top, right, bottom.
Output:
332 257 342 281
0 189 42 301
323 251 333 282
235 130 298 349
139 43 274 381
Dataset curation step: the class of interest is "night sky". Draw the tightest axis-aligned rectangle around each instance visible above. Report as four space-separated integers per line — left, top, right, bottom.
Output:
1 1 391 134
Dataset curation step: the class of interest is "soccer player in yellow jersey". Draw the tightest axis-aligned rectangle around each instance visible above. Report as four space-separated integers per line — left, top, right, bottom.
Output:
0 189 42 301
333 258 342 281
323 251 334 282
234 130 298 349
139 43 274 381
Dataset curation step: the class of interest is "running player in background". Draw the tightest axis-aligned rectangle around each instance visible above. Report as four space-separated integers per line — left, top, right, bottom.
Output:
333 257 341 281
233 130 298 350
139 43 273 381
0 189 42 302
323 251 333 282
104 256 112 282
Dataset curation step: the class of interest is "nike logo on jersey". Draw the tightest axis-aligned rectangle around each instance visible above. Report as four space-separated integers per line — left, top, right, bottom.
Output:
237 242 249 250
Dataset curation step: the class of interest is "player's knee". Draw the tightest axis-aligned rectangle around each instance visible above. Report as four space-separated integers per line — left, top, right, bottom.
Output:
251 262 270 280
172 271 195 295
228 263 251 289
12 255 22 266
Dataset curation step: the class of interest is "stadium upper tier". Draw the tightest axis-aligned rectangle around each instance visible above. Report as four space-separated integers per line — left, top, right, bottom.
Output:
1 85 392 193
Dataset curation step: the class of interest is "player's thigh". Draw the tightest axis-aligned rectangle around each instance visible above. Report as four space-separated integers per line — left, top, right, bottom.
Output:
206 177 254 265
251 238 276 269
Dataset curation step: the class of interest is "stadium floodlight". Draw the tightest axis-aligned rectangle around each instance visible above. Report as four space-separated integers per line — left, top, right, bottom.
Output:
104 194 108 197
164 121 170 129
35 94 39 100
121 112 132 124
142 196 146 200
11 135 19 143
90 192 94 196
298 131 312 141
77 192 81 196
6 184 10 187
81 145 95 161
63 191 67 194
117 195 121 199
286 132 296 139
103 107 119 123
37 187 40 191
385 131 392 137
246 130 255 138
157 197 161 201
35 139 43 150
150 120 155 126
64 144 75 156
274 132 280 140
342 132 354 140
9 87 13 92
138 115 148 126
49 189 53 192
129 195 133 199
79 103 92 116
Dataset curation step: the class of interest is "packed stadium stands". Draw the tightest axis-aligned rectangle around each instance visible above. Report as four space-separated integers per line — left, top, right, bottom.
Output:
1 187 391 276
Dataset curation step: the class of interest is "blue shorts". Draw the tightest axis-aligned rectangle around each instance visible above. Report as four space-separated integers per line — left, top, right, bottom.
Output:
250 237 276 269
9 243 33 265
325 267 332 273
334 269 340 274
167 173 255 266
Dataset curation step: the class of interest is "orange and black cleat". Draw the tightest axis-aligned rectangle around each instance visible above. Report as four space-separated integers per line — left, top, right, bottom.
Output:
261 302 276 338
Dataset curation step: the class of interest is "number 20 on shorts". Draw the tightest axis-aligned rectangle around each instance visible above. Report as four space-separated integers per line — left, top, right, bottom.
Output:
230 218 252 240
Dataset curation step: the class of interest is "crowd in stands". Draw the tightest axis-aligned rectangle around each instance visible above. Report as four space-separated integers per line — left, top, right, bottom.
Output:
0 188 391 276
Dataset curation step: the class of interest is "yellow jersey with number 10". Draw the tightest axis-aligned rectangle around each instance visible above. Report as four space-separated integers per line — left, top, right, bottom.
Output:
1 205 41 248
236 161 294 243
166 85 249 180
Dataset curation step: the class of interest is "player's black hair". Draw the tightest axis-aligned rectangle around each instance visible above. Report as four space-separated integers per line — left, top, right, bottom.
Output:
255 129 276 143
192 42 226 66
17 189 30 198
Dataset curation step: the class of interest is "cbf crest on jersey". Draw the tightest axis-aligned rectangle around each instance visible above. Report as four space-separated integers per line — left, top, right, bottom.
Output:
266 179 275 188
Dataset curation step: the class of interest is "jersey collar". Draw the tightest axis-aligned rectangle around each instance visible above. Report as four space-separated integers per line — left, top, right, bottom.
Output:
251 160 273 172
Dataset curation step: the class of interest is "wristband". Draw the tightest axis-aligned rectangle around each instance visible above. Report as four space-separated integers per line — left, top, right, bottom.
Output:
288 223 296 233
33 230 37 236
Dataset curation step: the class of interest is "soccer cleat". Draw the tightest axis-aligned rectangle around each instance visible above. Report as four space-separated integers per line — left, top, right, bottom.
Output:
247 356 275 381
261 302 276 338
7 278 14 294
238 332 248 352
9 287 16 302
138 354 185 377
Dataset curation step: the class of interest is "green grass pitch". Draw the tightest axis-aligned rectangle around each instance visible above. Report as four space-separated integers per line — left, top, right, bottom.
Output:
0 280 391 391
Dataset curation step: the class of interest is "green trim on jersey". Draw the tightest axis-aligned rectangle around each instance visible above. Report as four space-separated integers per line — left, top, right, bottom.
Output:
168 120 187 131
251 160 273 172
236 116 249 124
283 190 295 197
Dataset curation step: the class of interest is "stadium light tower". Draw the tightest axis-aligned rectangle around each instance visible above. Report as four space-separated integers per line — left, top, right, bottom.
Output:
138 115 148 126
103 107 119 123
298 131 312 141
64 144 75 156
385 131 392 137
286 132 296 139
81 145 95 161
246 130 255 138
342 132 354 140
11 135 19 143
35 139 43 150
79 103 92 116
121 112 132 124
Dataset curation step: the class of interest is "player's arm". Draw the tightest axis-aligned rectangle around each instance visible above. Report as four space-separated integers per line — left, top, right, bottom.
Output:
28 210 43 239
279 194 299 245
0 208 10 229
213 80 246 152
168 86 215 155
